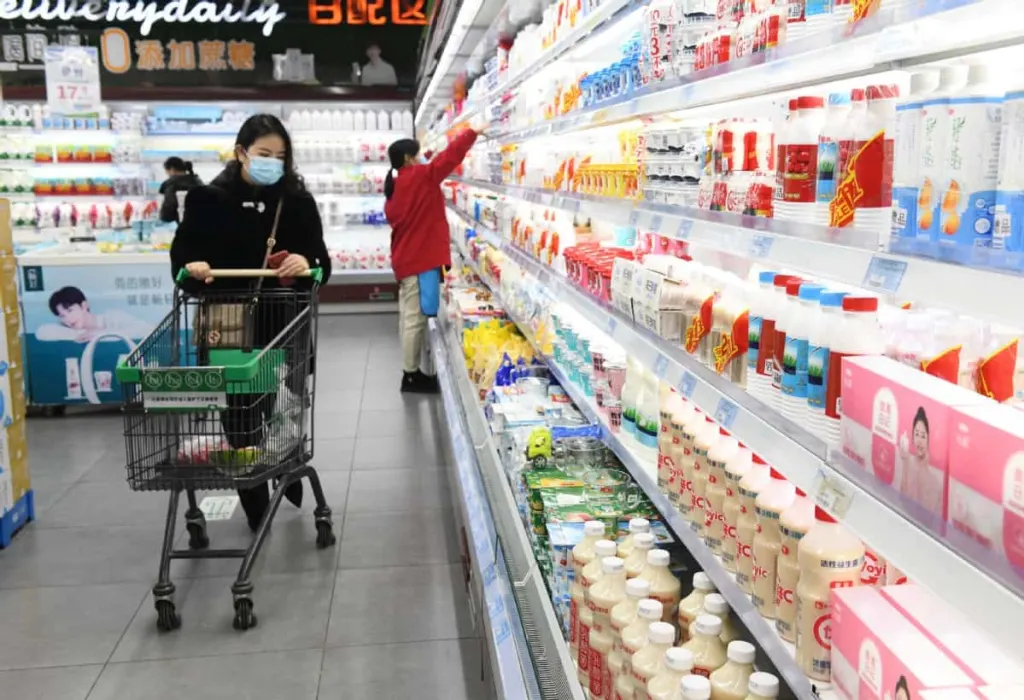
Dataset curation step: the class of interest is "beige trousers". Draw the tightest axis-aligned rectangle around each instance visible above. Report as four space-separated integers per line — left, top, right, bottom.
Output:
399 275 429 374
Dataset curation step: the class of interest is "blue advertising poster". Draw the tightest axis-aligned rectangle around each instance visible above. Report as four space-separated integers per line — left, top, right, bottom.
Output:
19 259 173 406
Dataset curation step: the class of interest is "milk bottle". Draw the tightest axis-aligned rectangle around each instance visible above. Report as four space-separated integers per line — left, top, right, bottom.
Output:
630 622 676 699
680 676 712 700
638 550 681 622
687 594 740 646
635 372 661 461
709 641 756 700
752 469 796 618
721 447 753 573
675 410 708 515
665 397 697 497
621 599 664 694
659 391 685 490
677 572 716 643
610 579 652 691
704 435 740 556
690 421 722 536
743 672 780 700
735 456 771 593
647 648 696 700
590 557 628 700
573 522 608 675
775 488 815 642
619 518 652 560
795 506 865 682
681 614 727 678
581 541 620 684
625 533 656 579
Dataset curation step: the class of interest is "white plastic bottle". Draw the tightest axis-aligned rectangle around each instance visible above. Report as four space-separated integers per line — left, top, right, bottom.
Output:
914 64 970 243
681 614 727 678
936 63 1003 258
647 648 696 700
775 488 815 643
772 100 797 218
779 284 824 423
751 468 797 619
776 96 826 224
834 88 866 225
611 578 652 689
852 84 900 245
659 392 684 491
704 435 740 556
572 522 607 674
619 518 652 560
630 622 677 698
677 572 716 644
589 557 629 699
815 93 852 226
638 549 681 622
687 593 740 646
823 296 885 446
735 455 771 593
681 675 713 700
746 271 777 397
771 278 803 411
635 371 662 460
750 274 794 404
744 672 780 700
690 422 722 538
709 641 757 700
796 506 866 682
666 400 698 499
720 447 753 573
675 411 709 515
620 599 665 699
581 540 618 685
892 71 941 244
622 358 644 439
805 290 848 441
625 533 657 579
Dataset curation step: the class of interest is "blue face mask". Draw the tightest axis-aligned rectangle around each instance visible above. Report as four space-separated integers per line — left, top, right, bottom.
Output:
418 154 428 165
246 154 284 186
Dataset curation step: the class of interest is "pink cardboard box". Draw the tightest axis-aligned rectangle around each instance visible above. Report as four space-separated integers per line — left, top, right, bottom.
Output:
920 688 1024 700
831 586 976 700
948 402 1024 571
882 584 1024 687
840 356 991 520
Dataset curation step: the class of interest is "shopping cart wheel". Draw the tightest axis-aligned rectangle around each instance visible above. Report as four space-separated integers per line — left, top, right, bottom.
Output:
186 521 210 550
155 600 181 632
233 597 257 630
315 518 336 548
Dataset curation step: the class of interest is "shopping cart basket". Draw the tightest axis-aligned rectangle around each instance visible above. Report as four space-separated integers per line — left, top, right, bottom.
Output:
115 268 335 632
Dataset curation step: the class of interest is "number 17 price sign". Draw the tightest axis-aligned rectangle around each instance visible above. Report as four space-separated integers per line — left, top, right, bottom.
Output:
45 46 101 114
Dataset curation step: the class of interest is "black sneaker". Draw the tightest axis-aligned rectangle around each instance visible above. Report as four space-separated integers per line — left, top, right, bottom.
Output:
401 371 440 394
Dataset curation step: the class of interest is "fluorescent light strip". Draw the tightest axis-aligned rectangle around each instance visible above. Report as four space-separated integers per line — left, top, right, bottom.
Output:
416 0 487 131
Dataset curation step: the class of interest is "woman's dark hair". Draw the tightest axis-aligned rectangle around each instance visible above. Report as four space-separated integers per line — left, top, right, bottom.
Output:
913 407 929 435
384 138 420 199
163 156 193 174
895 675 910 698
230 113 305 193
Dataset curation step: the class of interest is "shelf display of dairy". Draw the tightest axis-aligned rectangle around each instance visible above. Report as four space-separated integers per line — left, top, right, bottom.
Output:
708 640 756 700
589 556 629 698
680 614 727 679
751 468 796 619
677 572 716 643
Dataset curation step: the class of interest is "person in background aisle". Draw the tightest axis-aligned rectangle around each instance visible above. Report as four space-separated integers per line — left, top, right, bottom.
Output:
159 156 203 223
171 114 332 532
360 43 398 86
384 126 482 393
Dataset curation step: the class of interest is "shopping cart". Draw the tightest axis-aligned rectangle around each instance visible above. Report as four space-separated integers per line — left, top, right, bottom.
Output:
115 268 335 632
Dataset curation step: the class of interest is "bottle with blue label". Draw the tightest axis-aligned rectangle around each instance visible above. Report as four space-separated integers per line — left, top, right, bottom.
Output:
994 78 1024 267
780 283 824 423
805 290 847 441
891 71 940 248
814 92 851 227
747 270 778 376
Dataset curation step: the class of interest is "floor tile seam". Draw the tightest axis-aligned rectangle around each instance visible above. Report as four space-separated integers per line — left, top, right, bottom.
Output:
0 661 108 673
101 644 330 670
321 630 476 651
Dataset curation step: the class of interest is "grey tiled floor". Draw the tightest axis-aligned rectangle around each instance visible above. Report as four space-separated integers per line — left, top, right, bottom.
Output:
0 314 490 700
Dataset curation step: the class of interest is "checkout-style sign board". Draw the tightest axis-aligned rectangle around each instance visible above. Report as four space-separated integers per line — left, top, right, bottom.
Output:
140 367 227 411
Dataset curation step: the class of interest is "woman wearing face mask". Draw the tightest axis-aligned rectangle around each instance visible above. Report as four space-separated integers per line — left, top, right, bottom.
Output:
171 114 331 532
385 126 483 393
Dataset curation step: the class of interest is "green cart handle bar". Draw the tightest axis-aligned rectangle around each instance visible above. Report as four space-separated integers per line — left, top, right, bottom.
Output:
174 267 324 284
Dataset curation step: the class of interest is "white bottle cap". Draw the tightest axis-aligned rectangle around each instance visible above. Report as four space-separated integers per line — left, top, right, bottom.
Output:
679 674 712 700
693 614 723 637
594 540 618 559
967 62 993 85
748 672 780 698
633 533 656 550
664 647 695 672
692 572 715 593
637 599 664 620
626 578 651 600
727 640 756 664
702 593 729 616
909 70 940 96
646 549 670 567
938 64 969 90
602 556 625 575
584 521 606 537
629 517 651 534
647 621 676 645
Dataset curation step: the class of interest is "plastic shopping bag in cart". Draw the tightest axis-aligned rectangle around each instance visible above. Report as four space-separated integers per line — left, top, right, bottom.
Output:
265 365 304 452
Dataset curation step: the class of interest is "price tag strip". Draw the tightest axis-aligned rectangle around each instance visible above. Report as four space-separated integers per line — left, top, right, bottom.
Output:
811 468 855 518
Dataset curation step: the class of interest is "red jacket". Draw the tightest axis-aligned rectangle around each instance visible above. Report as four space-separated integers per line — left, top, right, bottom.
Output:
386 128 478 281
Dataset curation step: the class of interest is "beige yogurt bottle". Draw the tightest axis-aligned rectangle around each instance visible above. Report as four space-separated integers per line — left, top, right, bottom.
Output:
646 648 696 700
775 488 815 642
675 411 708 518
589 557 628 700
624 533 656 579
704 434 740 556
687 594 739 646
690 422 723 538
677 572 716 644
666 399 698 501
659 391 685 492
618 599 664 700
734 456 771 594
637 549 681 622
572 521 608 667
742 672 780 700
580 540 619 686
629 622 677 700
708 641 756 700
679 675 712 700
618 518 652 561
751 468 796 619
609 579 652 694
720 447 753 573
681 614 727 678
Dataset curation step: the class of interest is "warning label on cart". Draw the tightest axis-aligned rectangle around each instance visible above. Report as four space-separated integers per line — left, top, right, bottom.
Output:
140 368 228 411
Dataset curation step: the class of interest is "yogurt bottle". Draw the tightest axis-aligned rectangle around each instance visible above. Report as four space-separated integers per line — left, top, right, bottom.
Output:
590 557 629 700
610 578 653 689
675 410 708 515
743 672 780 700
751 468 797 618
621 599 665 687
637 549 681 622
721 447 753 572
775 488 815 642
647 648 697 700
779 284 825 423
735 455 771 593
795 506 865 682
687 594 740 646
666 400 698 499
625 533 656 579
619 518 652 560
690 421 722 537
823 296 884 446
681 614 727 678
709 641 757 700
746 271 778 392
659 392 686 490
582 541 620 684
573 521 608 664
630 622 677 699
805 290 849 441
680 675 712 700
704 434 740 556
677 572 716 643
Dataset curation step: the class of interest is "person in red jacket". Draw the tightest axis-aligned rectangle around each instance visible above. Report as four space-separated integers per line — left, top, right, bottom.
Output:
385 127 481 393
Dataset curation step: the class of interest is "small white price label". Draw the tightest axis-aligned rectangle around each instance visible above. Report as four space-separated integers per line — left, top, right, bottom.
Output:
606 316 618 337
677 220 694 240
653 353 669 379
862 256 908 293
748 234 775 259
679 371 697 398
713 398 739 428
811 469 855 518
629 210 641 227
649 214 664 232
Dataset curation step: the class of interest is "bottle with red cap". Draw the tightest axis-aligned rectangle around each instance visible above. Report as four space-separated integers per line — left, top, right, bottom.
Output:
823 295 885 446
833 88 867 223
751 468 796 619
775 487 816 642
776 95 827 224
796 505 865 682
852 84 900 244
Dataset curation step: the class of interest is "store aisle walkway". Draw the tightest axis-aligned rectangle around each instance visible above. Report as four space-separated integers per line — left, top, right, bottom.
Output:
0 314 487 700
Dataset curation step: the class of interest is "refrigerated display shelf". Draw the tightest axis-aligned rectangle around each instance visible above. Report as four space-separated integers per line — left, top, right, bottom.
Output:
326 269 395 285
447 201 1024 658
449 176 1024 329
